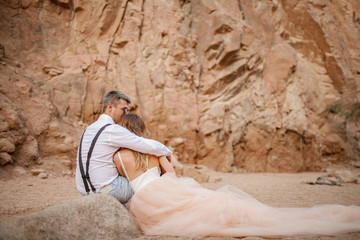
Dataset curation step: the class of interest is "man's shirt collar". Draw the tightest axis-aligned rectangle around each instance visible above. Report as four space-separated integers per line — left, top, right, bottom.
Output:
99 114 115 124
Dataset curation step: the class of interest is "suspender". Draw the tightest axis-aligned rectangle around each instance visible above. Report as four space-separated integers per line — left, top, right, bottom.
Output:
78 123 112 194
117 152 130 181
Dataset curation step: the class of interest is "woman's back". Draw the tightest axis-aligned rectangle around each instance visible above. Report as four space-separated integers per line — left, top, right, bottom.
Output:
114 149 160 181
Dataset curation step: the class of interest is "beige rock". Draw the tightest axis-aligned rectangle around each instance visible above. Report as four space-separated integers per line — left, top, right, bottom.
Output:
329 170 358 184
61 160 72 169
316 176 342 186
0 0 359 174
182 165 210 183
0 121 9 132
20 0 32 9
31 169 45 176
263 43 297 94
12 166 27 176
61 170 73 176
42 65 64 76
353 161 360 168
0 194 141 240
35 158 44 165
17 136 39 165
38 172 48 179
0 103 24 131
0 138 15 153
0 152 12 166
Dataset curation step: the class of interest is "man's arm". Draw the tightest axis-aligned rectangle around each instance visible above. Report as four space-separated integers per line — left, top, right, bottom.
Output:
109 125 172 156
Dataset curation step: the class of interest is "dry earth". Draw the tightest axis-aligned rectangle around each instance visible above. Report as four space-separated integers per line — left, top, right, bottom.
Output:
1 165 360 240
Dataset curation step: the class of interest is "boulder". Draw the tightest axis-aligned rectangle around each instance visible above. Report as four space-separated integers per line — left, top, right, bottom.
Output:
182 164 210 183
0 152 12 166
0 194 142 240
329 170 358 184
0 138 15 153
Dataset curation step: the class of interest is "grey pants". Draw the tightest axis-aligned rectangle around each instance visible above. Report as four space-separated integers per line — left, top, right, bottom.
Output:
81 175 133 204
108 175 134 204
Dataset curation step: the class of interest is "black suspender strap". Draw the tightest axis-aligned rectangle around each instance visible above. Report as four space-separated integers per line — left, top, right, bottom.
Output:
85 123 112 193
78 123 112 194
78 131 88 193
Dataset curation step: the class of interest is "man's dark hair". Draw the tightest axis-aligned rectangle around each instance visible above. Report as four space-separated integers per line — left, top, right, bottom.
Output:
102 91 131 112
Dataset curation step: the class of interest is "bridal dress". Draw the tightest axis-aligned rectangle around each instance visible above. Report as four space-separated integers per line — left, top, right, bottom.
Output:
117 153 360 237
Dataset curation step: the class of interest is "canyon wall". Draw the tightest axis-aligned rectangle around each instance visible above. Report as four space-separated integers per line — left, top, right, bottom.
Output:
0 0 359 174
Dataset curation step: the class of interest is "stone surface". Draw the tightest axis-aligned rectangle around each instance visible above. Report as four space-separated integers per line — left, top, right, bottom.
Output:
30 169 45 176
182 164 210 183
0 194 141 240
61 160 72 169
38 172 48 179
329 170 358 184
0 0 359 173
0 138 15 153
11 166 28 176
353 161 360 168
0 152 12 166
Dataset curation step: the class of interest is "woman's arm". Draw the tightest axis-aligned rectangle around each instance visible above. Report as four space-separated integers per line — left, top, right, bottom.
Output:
159 155 175 174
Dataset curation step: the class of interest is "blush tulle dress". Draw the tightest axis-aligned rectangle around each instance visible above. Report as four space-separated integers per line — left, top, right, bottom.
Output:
117 153 360 237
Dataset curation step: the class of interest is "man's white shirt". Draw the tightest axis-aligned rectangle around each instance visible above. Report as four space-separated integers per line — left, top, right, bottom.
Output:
75 114 172 194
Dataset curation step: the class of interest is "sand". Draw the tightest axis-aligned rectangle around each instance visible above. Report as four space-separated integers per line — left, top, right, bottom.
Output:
1 166 360 239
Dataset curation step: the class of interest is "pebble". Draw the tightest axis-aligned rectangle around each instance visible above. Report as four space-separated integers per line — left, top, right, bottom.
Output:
31 169 45 176
38 172 48 179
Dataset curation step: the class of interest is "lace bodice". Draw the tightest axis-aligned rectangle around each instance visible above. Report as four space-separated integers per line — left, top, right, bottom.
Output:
117 152 160 193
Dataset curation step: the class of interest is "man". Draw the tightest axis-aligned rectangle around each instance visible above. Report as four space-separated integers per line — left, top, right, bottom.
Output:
75 90 172 203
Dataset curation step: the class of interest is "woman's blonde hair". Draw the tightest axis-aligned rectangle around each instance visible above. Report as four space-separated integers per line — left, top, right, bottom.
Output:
119 113 149 171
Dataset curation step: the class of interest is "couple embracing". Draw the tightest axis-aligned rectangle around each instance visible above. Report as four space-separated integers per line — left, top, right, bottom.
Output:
76 90 360 238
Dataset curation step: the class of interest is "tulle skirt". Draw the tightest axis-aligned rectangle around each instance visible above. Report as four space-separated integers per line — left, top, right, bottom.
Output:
128 173 360 237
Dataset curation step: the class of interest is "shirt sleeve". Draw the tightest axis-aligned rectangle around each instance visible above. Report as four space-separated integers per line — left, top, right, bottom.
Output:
108 125 172 156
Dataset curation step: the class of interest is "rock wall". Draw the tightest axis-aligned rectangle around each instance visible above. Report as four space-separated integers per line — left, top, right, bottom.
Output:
0 0 359 173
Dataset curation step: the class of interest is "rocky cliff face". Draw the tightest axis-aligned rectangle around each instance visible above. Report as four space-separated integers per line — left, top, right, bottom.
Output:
0 0 359 173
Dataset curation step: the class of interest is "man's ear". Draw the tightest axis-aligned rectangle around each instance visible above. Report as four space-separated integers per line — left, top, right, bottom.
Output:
107 103 113 113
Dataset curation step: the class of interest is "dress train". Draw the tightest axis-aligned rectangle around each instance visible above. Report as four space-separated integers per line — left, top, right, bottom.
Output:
129 173 360 237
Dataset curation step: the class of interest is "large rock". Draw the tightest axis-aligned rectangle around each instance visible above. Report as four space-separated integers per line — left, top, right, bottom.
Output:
182 164 210 183
0 194 141 240
0 152 12 166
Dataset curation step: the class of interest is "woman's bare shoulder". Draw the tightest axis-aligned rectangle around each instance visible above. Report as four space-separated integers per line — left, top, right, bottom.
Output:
118 149 136 159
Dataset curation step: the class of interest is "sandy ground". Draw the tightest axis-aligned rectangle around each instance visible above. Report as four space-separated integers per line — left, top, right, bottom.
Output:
1 166 360 239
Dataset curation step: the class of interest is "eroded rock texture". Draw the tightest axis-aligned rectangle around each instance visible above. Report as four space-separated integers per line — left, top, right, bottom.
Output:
0 0 359 173
0 194 141 240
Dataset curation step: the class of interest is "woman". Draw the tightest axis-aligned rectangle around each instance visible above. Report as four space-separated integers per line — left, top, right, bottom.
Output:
113 114 360 238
